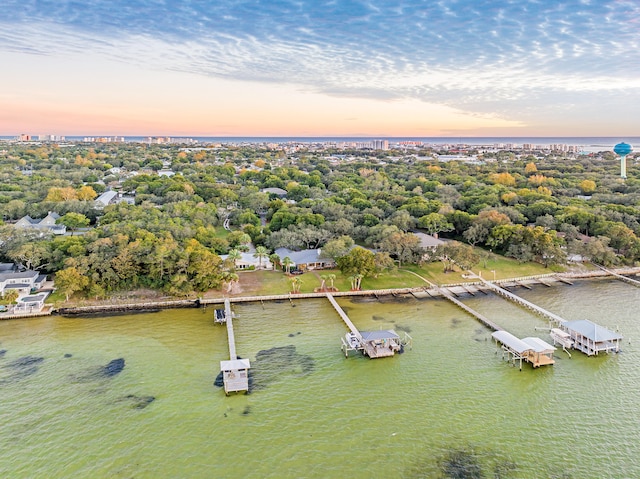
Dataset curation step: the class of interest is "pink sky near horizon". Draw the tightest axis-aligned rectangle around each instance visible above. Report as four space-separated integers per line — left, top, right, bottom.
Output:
1 50 638 138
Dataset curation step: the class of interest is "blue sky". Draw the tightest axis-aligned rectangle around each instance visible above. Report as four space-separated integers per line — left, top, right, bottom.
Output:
1 0 639 136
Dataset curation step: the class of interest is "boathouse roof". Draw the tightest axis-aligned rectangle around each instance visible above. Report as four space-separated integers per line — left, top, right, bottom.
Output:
563 319 622 342
492 331 532 354
220 358 251 371
360 330 399 341
521 337 556 353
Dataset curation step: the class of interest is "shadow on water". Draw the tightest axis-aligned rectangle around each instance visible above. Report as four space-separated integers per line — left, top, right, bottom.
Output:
214 346 315 393
1 356 44 384
117 394 156 410
71 358 126 382
408 444 574 479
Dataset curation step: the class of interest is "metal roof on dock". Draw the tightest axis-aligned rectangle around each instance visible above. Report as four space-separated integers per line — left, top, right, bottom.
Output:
562 319 622 342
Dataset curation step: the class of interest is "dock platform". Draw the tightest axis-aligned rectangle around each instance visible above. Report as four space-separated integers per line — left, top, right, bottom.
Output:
326 293 410 358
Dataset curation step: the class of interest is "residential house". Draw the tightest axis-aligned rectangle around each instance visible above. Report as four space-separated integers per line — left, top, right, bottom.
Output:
0 270 47 296
414 232 445 250
15 212 66 235
219 252 273 270
275 248 336 271
94 190 118 209
261 187 288 197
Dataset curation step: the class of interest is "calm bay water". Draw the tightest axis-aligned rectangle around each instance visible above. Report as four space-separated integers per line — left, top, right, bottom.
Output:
1 278 638 478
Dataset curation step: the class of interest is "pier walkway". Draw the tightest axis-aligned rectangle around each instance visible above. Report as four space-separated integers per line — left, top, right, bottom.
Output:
326 293 362 342
435 286 503 331
466 273 567 326
593 263 640 288
218 298 250 395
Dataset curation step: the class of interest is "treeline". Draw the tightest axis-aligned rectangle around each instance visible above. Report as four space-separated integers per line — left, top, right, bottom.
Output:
1 142 639 298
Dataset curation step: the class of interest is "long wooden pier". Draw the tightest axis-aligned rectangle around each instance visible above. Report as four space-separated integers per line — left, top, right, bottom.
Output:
326 293 363 342
218 298 250 395
593 264 640 288
435 286 503 331
468 273 567 326
224 299 237 360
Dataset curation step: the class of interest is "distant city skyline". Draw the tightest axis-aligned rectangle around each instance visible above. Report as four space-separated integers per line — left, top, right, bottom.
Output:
1 1 639 136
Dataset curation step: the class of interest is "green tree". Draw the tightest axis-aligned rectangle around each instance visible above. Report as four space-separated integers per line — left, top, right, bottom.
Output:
58 212 90 236
3 289 19 304
253 245 269 269
337 247 376 278
290 276 302 293
418 212 454 237
282 256 293 274
227 249 242 270
269 253 281 270
55 267 89 301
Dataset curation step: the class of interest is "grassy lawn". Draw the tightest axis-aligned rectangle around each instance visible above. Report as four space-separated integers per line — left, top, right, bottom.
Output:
200 250 579 300
404 252 558 286
214 227 230 239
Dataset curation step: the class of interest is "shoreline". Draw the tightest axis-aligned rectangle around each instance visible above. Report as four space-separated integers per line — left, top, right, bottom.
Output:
1 267 637 320
49 267 640 317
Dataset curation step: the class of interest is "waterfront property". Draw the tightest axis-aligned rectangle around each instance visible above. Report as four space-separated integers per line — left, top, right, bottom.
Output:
492 331 556 370
0 269 48 296
560 319 622 356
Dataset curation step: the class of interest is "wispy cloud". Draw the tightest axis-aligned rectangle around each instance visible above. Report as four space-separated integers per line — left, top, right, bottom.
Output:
1 0 639 130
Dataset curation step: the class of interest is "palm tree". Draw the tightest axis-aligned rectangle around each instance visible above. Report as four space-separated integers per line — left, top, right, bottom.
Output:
349 274 363 291
227 249 241 269
221 271 239 293
327 273 336 291
290 277 302 293
3 289 19 306
319 274 327 291
282 256 293 274
253 246 268 269
269 253 281 270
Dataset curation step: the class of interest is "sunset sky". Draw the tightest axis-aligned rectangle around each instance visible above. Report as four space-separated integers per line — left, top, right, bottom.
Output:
1 0 639 137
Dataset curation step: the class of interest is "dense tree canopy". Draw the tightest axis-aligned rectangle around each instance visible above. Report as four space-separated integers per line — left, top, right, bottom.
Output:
1 140 639 298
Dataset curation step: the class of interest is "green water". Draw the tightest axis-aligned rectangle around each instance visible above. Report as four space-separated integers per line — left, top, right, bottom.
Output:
0 279 638 478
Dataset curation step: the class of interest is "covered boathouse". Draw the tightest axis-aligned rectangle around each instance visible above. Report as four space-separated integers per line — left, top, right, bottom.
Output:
492 331 556 370
560 319 622 356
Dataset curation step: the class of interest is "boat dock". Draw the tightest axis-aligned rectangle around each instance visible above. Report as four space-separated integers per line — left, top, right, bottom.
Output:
491 331 556 370
217 299 250 395
326 293 410 358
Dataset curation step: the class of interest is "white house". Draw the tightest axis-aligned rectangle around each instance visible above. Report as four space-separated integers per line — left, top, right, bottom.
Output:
0 270 47 296
219 252 273 270
15 212 66 235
